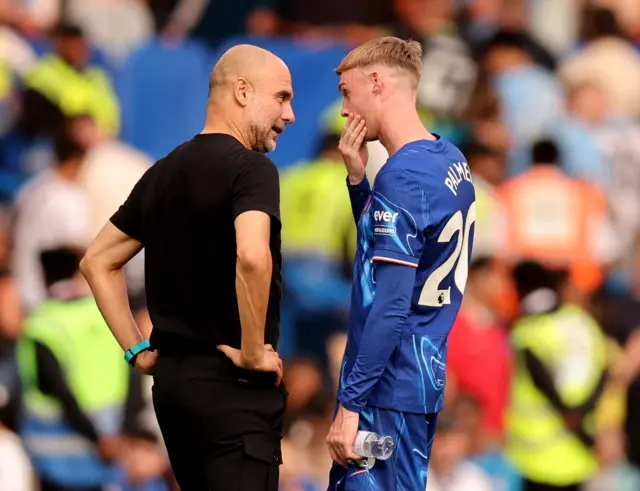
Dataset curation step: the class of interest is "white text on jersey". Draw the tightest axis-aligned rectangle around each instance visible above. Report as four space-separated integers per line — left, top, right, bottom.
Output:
373 210 398 223
444 161 473 196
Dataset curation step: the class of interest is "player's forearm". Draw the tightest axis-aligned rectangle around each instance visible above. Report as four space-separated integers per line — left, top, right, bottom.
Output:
236 250 272 364
81 266 144 351
339 263 414 412
346 176 371 224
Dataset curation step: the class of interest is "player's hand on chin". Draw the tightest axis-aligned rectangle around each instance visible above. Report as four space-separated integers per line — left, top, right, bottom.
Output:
339 113 368 185
326 404 362 467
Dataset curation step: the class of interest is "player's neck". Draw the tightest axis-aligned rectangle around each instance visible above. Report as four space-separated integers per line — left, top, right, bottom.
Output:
378 108 435 156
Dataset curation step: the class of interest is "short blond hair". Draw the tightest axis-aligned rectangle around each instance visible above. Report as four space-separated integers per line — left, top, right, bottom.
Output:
335 37 423 86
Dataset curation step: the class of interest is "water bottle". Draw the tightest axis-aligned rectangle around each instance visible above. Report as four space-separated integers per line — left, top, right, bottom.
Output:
353 431 395 460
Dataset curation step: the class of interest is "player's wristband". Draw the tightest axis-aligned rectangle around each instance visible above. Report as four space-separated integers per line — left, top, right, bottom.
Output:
124 340 151 366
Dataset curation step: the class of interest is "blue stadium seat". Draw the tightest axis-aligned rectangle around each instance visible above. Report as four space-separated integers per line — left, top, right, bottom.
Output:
213 36 351 168
116 38 211 161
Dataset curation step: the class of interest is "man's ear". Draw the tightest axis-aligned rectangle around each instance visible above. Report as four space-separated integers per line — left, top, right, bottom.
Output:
234 77 252 107
371 72 381 95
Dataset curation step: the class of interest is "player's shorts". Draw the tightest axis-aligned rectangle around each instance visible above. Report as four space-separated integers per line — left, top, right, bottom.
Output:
328 407 438 491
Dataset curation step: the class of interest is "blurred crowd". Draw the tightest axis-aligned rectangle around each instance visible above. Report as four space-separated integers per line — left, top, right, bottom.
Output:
2 0 640 490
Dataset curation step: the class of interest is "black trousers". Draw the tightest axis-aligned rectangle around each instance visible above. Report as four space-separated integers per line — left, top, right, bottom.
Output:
152 351 287 491
524 479 581 491
40 481 101 491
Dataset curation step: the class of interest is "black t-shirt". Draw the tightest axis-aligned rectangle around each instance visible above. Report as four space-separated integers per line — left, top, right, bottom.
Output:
110 133 282 352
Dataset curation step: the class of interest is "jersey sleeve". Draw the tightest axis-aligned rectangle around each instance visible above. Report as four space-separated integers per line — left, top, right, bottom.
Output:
232 153 280 222
110 166 154 243
371 169 429 267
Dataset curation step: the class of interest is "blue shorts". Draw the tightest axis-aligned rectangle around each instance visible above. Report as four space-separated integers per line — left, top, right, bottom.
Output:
328 408 438 491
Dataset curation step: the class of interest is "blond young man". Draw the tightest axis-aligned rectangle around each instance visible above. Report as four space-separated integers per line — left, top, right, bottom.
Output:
325 37 476 490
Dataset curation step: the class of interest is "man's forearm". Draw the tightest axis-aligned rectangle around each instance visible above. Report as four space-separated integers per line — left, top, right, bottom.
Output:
339 262 413 412
82 267 143 351
236 252 272 363
346 176 371 224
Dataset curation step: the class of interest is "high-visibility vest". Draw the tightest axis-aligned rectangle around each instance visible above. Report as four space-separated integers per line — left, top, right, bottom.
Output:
24 55 120 136
500 167 608 293
506 304 607 485
0 60 10 101
16 296 128 487
280 158 356 260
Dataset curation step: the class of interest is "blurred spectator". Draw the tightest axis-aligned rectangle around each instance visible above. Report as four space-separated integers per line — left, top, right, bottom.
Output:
482 30 563 175
0 0 60 36
71 114 150 299
463 73 510 156
453 394 523 491
0 21 36 78
500 139 618 297
563 81 640 287
277 0 391 46
506 261 607 491
391 0 478 120
529 0 580 56
16 246 141 491
0 204 23 341
280 358 333 491
551 82 607 186
592 0 640 40
12 128 91 312
559 6 640 119
150 0 280 47
280 133 354 366
447 257 512 447
0 420 35 490
596 234 640 475
0 204 24 434
17 22 120 140
0 23 35 134
464 140 506 258
282 357 327 430
64 0 154 62
426 408 494 491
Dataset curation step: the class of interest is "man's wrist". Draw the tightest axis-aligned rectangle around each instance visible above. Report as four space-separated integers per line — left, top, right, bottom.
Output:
240 347 262 368
124 339 151 366
347 174 366 186
338 393 363 414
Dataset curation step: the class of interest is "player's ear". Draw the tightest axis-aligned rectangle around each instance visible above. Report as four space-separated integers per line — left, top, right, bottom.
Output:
371 72 381 95
234 77 252 107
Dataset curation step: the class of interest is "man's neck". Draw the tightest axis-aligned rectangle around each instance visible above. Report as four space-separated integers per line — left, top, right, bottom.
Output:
201 108 251 150
378 105 435 156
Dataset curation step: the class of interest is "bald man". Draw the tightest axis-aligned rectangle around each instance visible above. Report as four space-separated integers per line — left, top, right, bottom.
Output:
80 45 295 490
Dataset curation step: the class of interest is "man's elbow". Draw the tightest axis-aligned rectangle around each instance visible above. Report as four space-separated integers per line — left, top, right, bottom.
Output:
237 244 271 273
79 253 96 279
79 250 106 279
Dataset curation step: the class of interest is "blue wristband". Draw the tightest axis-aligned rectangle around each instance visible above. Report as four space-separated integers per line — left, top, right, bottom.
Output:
124 340 151 366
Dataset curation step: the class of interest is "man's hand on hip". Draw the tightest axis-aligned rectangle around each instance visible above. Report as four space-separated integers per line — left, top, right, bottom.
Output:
217 344 283 386
135 350 158 375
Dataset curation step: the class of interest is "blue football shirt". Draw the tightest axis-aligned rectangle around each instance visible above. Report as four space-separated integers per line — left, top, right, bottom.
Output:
339 137 476 414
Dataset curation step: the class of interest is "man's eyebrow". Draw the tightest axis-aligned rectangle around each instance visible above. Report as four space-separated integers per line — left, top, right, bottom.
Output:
276 89 293 100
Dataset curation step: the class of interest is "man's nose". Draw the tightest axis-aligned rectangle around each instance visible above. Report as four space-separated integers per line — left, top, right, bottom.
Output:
283 104 295 124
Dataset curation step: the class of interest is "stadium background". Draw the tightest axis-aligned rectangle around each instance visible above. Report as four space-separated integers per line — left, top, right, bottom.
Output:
2 0 640 489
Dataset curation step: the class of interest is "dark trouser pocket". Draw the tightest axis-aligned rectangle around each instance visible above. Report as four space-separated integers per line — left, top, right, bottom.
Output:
239 434 282 491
